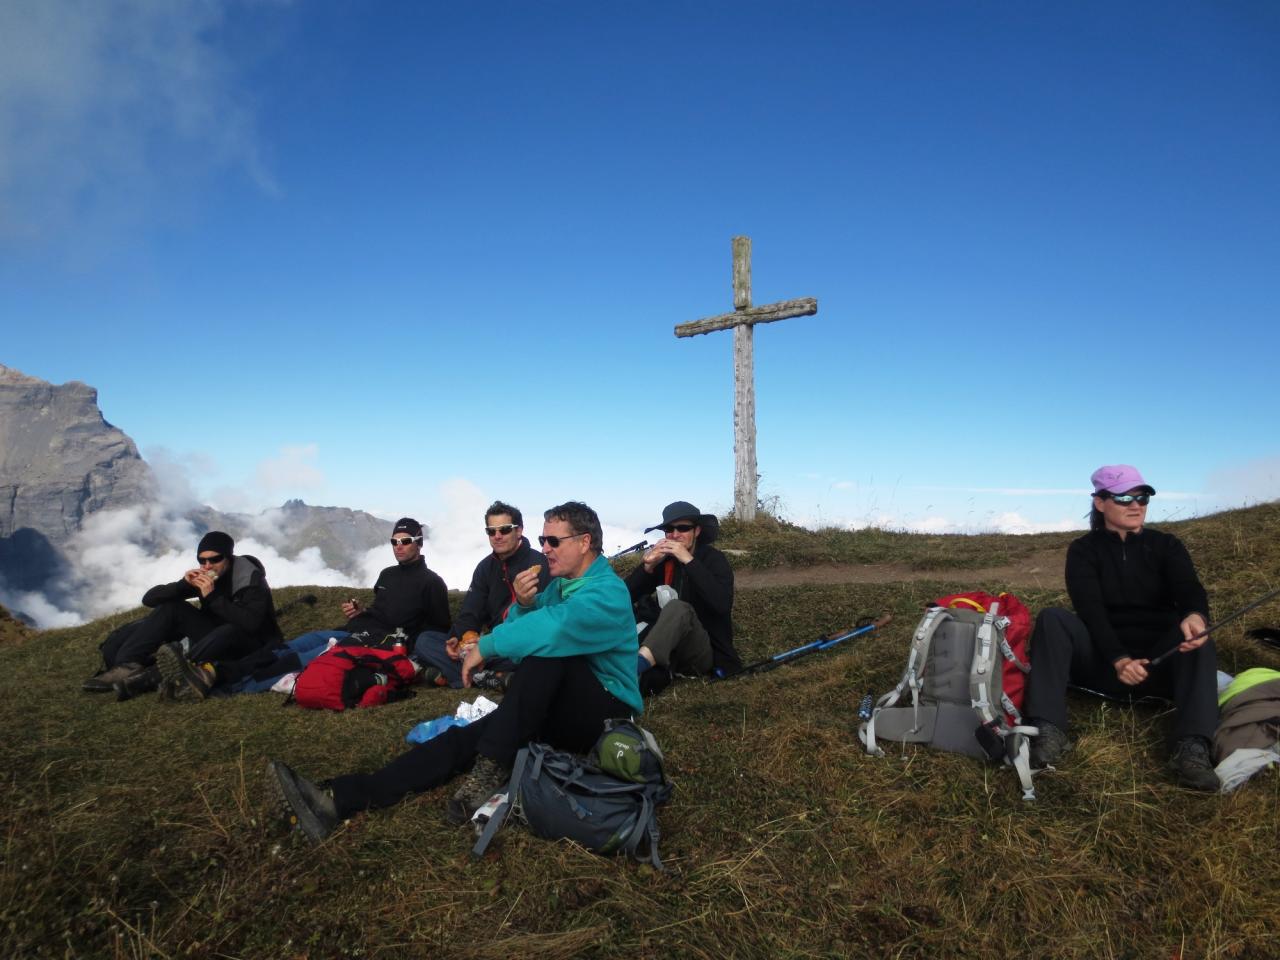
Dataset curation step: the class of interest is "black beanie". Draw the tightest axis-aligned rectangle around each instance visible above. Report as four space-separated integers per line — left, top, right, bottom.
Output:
392 517 423 537
198 531 235 556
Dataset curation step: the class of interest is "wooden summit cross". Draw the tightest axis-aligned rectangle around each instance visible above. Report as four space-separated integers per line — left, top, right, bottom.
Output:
674 236 817 522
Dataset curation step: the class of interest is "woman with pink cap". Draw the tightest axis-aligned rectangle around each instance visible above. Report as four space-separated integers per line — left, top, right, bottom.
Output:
1023 464 1220 791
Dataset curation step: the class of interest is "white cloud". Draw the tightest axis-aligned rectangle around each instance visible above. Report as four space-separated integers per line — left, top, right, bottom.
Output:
255 444 325 494
0 586 82 629
1205 456 1280 506
0 0 273 252
415 478 650 590
4 475 652 628
801 509 1083 536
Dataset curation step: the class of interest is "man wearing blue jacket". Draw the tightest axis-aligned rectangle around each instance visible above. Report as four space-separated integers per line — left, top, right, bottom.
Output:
269 501 642 840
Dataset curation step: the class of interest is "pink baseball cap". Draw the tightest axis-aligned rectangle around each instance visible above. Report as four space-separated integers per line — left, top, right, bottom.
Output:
1090 464 1156 496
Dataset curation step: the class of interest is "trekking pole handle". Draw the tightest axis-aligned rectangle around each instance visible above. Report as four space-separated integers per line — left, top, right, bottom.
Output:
609 541 648 560
1148 584 1280 667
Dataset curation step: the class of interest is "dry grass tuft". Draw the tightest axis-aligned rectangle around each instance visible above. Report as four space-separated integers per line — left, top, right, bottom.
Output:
2 505 1279 957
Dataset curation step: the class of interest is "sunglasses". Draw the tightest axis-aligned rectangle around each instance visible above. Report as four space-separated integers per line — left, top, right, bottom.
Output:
197 553 225 565
661 523 697 534
485 523 518 537
538 533 588 548
1107 493 1151 506
390 536 422 546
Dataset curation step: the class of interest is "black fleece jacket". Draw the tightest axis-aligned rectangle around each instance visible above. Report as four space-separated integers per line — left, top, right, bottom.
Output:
344 555 451 639
1066 526 1210 664
451 538 550 639
625 541 740 674
142 554 282 643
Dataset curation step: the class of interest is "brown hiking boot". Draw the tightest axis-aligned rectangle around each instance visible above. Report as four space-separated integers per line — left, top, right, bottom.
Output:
446 755 511 825
157 642 216 699
83 663 144 693
113 665 161 701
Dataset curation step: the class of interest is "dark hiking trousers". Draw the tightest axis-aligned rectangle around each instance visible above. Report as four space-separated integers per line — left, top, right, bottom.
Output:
641 599 715 675
104 600 257 667
329 655 633 817
1024 607 1219 743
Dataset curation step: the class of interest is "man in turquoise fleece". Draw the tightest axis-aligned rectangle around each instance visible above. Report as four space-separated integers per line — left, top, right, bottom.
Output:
269 501 643 840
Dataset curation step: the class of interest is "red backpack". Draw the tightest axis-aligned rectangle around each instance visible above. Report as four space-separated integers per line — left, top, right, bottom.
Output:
933 590 1032 727
291 646 419 711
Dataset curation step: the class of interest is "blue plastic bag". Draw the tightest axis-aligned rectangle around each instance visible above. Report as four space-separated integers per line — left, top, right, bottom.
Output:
406 714 470 744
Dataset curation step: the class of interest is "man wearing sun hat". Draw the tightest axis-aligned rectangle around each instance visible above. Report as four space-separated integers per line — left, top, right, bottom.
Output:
625 500 740 684
1023 465 1220 791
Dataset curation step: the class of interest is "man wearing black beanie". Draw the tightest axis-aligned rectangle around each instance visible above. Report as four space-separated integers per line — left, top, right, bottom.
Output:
84 530 282 698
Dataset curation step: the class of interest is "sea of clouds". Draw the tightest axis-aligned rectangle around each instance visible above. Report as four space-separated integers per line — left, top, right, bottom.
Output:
0 476 650 630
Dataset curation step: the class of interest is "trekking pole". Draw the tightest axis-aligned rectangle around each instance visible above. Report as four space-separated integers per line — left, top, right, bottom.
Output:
1148 585 1280 667
718 613 892 681
609 541 648 560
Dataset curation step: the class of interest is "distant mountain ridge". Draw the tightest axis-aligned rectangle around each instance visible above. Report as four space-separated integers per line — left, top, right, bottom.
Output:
0 363 396 616
187 499 394 577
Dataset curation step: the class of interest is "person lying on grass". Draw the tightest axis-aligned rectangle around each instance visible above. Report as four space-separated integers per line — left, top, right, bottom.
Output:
268 501 643 840
158 518 450 700
1024 464 1220 791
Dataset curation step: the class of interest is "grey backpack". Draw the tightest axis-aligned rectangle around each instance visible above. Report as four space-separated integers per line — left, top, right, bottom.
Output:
858 603 1040 800
472 719 674 867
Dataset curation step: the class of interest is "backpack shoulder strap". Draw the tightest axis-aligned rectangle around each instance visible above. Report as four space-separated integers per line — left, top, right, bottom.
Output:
472 746 529 859
968 601 1001 726
861 607 953 756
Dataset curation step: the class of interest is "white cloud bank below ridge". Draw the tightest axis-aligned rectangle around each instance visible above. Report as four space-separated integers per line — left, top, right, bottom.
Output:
0 503 357 630
0 476 651 630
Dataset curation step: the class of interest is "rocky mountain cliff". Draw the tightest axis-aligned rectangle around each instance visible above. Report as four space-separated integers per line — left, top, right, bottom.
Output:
0 364 155 541
0 364 397 615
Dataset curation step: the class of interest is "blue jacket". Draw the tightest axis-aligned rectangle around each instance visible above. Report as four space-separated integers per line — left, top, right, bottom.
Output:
478 554 642 714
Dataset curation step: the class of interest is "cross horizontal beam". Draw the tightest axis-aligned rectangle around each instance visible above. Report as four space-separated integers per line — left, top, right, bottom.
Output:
674 297 817 338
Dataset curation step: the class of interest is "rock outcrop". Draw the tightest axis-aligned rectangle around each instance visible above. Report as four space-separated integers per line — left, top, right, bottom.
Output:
0 364 155 540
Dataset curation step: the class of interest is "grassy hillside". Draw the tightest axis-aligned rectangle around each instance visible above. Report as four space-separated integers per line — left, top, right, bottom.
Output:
3 504 1279 958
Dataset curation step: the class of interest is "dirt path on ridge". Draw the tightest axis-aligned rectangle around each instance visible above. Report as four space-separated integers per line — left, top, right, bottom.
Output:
733 548 1066 592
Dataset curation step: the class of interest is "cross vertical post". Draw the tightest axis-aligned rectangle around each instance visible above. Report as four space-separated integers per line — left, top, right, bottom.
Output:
674 236 818 522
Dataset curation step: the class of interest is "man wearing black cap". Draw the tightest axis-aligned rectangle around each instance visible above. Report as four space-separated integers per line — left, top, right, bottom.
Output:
160 517 451 699
626 501 740 683
84 531 282 696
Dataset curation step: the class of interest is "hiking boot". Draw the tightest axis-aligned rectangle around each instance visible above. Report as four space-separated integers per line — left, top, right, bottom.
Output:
419 665 449 688
158 642 216 699
1028 720 1071 768
1168 737 1220 792
469 670 510 693
83 662 143 693
268 760 340 841
113 665 160 701
446 755 511 825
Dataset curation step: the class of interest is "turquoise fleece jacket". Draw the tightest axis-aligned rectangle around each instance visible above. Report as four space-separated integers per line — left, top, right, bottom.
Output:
478 554 643 714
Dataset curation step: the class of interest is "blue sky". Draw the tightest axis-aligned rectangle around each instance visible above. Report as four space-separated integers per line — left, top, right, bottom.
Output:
3 0 1278 539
